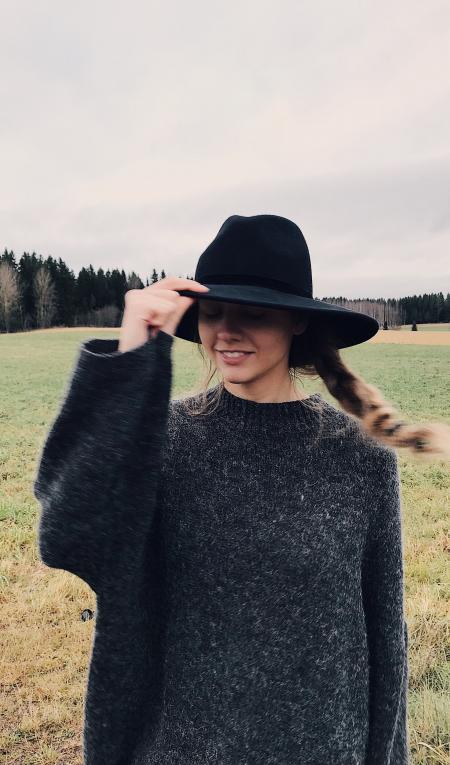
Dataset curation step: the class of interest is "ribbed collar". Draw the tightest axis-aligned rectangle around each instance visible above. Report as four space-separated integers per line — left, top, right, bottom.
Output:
202 384 327 430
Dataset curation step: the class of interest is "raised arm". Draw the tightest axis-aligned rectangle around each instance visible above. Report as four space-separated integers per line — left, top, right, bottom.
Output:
33 276 209 595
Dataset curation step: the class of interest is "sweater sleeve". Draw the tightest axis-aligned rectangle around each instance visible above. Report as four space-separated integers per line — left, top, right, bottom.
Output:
33 329 174 595
361 447 410 764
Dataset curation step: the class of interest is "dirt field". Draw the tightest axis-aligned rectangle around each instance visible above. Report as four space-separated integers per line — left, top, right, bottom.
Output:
369 331 450 346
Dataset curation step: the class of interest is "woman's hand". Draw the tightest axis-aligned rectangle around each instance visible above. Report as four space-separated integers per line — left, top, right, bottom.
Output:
118 276 209 353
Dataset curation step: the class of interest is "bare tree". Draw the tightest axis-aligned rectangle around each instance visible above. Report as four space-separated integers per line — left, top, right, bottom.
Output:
323 296 403 329
34 267 57 328
0 261 21 332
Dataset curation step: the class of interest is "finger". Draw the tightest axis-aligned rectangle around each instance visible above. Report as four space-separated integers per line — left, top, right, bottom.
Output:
175 296 196 310
159 277 210 290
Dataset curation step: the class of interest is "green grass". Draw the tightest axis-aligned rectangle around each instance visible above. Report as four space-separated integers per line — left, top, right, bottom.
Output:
0 328 449 764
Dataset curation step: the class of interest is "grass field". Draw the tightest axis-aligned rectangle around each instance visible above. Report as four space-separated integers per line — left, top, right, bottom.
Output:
1 327 449 764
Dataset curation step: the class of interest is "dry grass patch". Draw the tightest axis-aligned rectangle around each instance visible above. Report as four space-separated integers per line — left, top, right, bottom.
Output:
1 555 94 765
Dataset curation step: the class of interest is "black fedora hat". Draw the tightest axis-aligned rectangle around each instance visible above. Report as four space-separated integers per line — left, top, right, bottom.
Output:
175 214 379 350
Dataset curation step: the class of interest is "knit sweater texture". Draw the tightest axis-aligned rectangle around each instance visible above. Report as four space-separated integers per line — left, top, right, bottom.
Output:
33 329 410 765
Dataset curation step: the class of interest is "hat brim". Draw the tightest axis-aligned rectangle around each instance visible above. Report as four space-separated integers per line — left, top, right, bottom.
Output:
174 284 379 349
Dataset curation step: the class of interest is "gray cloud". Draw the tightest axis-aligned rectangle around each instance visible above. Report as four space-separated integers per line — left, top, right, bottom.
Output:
1 0 449 299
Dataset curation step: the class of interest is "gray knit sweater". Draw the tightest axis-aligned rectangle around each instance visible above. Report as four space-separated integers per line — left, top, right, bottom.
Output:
33 329 410 765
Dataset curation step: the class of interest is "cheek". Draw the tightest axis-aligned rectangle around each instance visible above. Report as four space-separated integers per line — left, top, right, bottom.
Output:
261 333 288 356
246 332 292 360
257 326 291 346
197 321 217 352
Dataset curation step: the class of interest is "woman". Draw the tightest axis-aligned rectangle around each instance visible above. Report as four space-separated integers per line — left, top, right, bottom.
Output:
33 214 448 765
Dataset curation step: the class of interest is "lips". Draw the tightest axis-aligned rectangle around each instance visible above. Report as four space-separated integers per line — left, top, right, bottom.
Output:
217 350 254 365
217 351 253 355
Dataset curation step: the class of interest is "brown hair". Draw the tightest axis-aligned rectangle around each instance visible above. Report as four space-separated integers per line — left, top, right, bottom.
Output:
178 310 450 462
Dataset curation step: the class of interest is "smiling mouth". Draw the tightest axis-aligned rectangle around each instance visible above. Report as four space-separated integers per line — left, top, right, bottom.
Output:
216 350 254 355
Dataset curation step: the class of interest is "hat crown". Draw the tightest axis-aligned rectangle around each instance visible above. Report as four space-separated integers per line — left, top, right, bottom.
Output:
175 212 379 351
195 214 313 299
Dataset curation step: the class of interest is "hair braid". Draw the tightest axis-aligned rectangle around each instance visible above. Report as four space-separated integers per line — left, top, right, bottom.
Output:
312 344 450 461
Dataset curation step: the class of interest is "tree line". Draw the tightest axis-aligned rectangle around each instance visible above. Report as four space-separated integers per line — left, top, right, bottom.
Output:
0 247 449 333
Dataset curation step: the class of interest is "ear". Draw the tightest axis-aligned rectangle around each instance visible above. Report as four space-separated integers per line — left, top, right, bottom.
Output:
292 315 309 336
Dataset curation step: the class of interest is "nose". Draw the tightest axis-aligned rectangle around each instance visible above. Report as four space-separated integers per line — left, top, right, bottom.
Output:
216 314 244 336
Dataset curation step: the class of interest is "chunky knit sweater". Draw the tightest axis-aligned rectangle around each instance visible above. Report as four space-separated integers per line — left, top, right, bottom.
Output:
33 329 410 765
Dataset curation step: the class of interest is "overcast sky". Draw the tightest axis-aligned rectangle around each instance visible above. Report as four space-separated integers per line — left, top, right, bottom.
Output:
1 1 449 299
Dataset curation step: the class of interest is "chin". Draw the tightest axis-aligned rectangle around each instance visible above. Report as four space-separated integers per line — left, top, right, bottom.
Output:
223 371 253 383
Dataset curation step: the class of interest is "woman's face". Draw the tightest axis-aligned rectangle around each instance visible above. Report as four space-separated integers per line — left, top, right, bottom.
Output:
197 299 309 383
